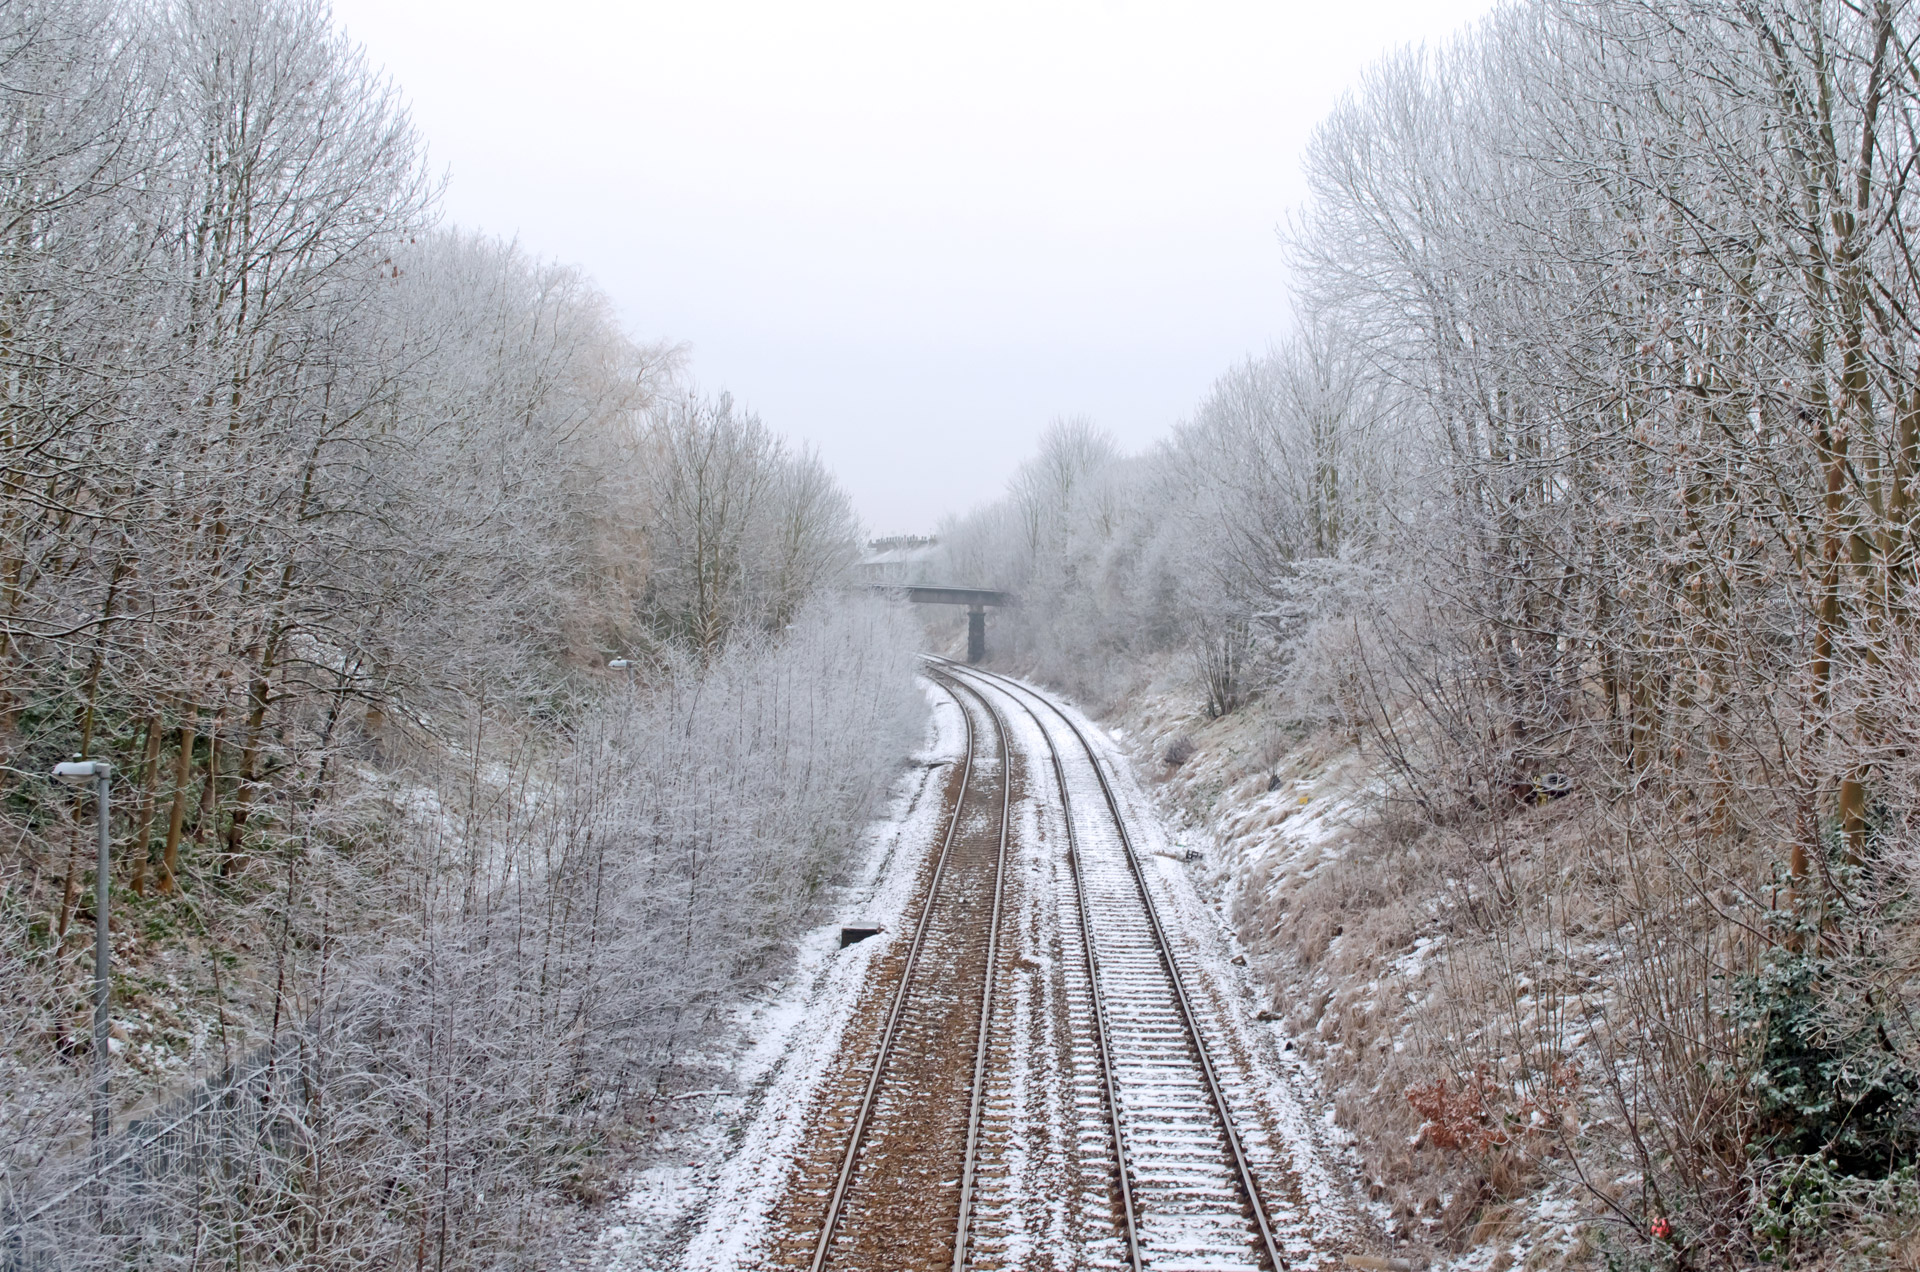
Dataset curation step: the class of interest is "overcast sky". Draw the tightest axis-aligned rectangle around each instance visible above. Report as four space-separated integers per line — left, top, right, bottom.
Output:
328 0 1493 536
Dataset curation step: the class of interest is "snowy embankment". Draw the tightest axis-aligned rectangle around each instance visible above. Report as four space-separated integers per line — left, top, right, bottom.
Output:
1109 691 1607 1271
598 682 964 1272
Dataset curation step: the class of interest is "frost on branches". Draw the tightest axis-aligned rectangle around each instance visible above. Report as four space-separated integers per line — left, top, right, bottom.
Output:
935 2 1920 1263
0 0 927 1265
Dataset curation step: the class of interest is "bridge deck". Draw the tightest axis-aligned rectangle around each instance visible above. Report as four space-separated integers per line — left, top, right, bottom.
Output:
874 584 1015 608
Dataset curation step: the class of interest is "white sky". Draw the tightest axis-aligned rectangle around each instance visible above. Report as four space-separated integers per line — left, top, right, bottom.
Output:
328 0 1493 536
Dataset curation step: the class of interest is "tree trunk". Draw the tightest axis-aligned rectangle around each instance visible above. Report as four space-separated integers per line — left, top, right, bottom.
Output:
130 714 161 895
160 709 199 894
223 641 278 867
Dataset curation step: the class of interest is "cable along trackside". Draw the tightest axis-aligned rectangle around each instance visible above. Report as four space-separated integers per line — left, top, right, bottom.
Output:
932 658 1289 1272
804 671 1012 1272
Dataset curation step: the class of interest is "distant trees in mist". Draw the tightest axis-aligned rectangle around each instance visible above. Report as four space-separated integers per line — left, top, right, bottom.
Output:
642 393 859 656
939 321 1408 716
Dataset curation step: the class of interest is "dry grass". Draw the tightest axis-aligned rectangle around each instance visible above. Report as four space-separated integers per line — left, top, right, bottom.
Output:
1105 687 1789 1268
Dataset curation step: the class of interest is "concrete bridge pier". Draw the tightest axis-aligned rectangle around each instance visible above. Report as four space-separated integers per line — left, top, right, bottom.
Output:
967 606 986 663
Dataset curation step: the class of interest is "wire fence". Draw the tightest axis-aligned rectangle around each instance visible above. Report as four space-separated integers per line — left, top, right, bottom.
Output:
2 1030 307 1270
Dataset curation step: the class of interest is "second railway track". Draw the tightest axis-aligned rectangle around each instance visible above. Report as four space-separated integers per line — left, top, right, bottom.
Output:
936 659 1292 1272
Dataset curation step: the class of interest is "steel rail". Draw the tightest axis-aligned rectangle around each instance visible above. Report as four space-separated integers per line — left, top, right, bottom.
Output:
931 658 1144 1272
933 658 1289 1272
809 670 1011 1272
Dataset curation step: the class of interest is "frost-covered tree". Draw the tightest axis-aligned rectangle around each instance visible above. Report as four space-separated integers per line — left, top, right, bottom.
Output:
640 390 858 658
0 2 915 1265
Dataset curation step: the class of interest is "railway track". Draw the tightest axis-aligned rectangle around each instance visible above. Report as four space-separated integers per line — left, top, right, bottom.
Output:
933 659 1289 1272
771 670 1013 1272
761 663 1307 1271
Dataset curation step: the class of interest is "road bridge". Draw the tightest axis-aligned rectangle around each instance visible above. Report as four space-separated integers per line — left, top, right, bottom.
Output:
872 584 1014 662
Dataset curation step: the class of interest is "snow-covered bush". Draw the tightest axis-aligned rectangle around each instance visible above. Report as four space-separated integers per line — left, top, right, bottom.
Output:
5 597 926 1268
0 0 926 1262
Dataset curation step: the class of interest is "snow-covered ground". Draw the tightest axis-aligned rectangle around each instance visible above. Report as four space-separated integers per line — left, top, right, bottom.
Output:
1108 689 1609 1271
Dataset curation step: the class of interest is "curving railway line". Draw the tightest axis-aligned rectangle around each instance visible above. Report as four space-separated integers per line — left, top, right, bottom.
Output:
748 662 1339 1272
760 668 1013 1272
936 660 1289 1272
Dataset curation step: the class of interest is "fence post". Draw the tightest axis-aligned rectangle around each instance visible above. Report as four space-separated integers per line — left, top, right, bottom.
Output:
53 759 114 1146
92 765 112 1145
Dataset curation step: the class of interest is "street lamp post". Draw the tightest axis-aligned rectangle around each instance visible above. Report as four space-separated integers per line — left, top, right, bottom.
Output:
52 759 112 1143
